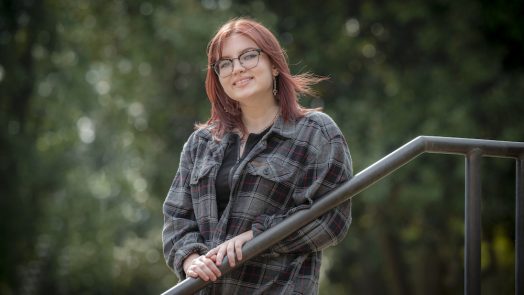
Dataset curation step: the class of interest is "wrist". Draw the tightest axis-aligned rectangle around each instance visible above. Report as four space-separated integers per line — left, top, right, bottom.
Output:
183 253 200 273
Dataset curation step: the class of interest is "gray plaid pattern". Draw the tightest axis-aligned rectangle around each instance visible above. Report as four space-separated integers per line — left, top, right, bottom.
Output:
163 111 353 294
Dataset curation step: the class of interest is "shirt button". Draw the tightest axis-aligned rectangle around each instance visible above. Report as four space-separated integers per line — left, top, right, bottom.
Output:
263 167 270 175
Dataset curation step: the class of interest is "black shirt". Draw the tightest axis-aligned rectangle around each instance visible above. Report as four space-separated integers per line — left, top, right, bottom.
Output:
215 128 270 217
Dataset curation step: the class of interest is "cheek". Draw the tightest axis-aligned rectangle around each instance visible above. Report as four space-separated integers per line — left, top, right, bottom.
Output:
259 67 275 87
218 79 231 92
219 80 237 100
262 73 274 89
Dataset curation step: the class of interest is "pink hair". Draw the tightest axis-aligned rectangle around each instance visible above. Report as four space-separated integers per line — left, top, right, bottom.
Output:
200 17 326 139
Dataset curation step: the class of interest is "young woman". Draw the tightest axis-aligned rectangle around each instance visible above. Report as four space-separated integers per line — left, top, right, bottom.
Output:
163 17 353 294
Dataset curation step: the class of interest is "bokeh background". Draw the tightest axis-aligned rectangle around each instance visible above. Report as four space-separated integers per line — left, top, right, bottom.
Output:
1 0 523 294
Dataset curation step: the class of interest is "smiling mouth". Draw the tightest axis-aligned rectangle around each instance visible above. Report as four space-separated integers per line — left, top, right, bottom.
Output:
233 77 253 86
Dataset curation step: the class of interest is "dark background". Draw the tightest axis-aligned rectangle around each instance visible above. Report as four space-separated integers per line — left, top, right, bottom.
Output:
1 0 523 294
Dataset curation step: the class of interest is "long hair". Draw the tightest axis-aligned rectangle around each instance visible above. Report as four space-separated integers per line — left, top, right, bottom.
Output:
201 17 326 139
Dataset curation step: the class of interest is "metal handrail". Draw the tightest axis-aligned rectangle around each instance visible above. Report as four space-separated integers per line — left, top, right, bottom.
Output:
162 136 524 295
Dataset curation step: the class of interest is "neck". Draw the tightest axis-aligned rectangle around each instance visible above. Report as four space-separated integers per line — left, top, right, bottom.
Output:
240 102 279 136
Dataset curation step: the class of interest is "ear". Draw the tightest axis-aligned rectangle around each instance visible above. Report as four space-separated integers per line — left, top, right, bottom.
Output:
272 66 279 77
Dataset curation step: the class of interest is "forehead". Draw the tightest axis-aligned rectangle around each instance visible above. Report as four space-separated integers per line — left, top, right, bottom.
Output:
220 34 258 57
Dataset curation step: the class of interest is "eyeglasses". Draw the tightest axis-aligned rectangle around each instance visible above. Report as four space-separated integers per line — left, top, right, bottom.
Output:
212 49 262 78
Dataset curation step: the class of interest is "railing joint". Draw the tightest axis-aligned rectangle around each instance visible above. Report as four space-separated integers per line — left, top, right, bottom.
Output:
467 147 483 157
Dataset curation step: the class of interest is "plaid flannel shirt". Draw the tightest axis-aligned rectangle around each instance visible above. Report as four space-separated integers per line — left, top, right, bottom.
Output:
163 111 353 294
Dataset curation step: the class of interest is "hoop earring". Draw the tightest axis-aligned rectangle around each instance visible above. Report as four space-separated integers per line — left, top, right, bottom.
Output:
273 76 278 96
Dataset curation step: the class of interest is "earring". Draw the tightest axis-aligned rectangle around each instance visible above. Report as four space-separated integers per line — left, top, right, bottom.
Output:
273 76 278 96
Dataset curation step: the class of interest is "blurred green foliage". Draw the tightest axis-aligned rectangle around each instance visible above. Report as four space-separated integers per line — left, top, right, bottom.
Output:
1 0 522 294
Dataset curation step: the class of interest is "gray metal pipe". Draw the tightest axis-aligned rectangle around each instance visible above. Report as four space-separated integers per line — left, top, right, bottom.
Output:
517 157 524 295
465 149 482 295
423 136 524 158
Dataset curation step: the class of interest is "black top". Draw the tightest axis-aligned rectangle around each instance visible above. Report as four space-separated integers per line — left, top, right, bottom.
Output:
215 128 270 217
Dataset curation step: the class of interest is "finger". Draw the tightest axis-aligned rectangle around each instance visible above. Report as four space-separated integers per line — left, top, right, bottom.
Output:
227 241 236 267
203 257 222 277
201 265 218 281
216 245 226 266
194 258 217 281
235 239 243 261
191 266 210 281
207 254 217 262
186 268 198 278
205 248 217 258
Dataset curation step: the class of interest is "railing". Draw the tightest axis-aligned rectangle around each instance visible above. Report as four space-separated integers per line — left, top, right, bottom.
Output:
162 136 524 295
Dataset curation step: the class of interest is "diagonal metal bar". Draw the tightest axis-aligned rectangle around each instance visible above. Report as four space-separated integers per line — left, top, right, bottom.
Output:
162 136 524 295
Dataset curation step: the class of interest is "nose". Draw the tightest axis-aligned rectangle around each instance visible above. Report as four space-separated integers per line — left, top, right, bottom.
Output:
231 58 245 75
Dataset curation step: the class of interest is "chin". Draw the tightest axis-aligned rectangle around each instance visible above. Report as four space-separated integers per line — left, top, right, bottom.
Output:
230 91 258 102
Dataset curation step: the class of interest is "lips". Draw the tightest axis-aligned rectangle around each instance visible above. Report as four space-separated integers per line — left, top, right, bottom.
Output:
233 77 253 86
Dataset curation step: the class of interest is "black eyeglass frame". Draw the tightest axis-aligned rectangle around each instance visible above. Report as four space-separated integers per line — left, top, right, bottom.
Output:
212 48 263 78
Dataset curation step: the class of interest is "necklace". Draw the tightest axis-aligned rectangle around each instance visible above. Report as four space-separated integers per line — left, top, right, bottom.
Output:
239 107 279 156
247 107 280 135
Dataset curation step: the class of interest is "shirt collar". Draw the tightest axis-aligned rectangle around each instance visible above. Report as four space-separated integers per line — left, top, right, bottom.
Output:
199 114 297 143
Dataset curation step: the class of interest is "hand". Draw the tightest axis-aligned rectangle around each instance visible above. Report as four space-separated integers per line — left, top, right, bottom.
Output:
183 253 221 282
206 230 253 267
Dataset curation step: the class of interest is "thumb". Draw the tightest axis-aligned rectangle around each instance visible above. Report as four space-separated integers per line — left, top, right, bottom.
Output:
205 247 218 257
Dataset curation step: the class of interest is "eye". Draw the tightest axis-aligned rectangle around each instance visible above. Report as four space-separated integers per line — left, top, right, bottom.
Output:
218 60 232 69
241 51 259 61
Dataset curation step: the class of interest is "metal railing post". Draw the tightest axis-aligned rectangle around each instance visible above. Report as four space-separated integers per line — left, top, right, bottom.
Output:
517 157 524 295
465 149 482 295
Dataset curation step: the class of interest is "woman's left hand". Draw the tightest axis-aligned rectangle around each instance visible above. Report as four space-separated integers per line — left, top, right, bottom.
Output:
205 230 254 267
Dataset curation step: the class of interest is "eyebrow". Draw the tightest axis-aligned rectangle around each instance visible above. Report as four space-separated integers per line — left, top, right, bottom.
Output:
220 47 258 59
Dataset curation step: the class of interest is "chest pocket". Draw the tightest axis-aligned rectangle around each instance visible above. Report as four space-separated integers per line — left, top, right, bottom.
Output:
190 161 216 185
245 157 295 183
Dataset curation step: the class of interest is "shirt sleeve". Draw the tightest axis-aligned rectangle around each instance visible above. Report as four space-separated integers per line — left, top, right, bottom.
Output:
251 130 353 254
162 133 209 280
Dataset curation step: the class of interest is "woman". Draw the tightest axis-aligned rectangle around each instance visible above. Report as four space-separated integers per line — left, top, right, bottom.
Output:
163 18 353 294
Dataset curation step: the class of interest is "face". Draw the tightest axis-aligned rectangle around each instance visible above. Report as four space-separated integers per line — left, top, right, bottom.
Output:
217 34 277 107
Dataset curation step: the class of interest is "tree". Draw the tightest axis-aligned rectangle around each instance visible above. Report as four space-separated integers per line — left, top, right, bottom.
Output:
1 0 522 294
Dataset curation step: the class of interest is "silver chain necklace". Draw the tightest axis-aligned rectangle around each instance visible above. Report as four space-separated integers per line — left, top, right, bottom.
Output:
239 108 279 156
